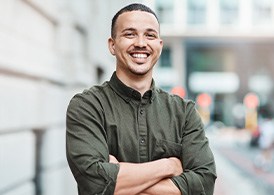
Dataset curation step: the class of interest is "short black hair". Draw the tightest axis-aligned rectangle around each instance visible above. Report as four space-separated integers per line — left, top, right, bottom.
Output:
111 3 159 38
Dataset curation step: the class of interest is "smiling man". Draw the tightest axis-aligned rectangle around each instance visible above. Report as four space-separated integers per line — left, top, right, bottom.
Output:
66 3 216 195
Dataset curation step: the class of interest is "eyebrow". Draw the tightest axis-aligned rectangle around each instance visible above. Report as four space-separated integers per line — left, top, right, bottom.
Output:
121 27 159 34
121 28 136 33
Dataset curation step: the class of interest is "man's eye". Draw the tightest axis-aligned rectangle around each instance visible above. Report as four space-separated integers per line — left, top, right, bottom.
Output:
125 33 135 37
146 34 157 39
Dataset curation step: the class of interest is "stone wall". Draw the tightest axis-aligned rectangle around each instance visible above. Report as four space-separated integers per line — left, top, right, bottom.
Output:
0 0 94 194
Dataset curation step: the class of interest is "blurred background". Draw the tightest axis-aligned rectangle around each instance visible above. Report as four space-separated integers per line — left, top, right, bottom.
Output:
1 0 274 194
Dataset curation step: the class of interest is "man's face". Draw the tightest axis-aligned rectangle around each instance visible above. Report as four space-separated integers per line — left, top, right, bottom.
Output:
108 11 163 77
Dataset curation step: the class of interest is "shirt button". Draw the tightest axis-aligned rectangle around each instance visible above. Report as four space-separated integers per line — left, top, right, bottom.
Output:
140 110 144 115
140 138 146 145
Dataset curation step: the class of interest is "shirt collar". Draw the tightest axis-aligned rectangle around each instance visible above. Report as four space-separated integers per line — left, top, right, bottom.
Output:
108 72 156 103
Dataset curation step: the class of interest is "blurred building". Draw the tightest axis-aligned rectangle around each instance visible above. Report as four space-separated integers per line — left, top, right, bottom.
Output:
1 0 274 195
0 0 139 194
144 0 274 126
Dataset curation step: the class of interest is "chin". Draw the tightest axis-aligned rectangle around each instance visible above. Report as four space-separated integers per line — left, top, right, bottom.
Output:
130 69 150 76
128 63 153 76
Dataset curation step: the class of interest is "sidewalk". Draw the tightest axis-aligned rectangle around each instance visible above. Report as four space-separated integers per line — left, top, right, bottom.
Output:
212 148 262 195
207 127 274 195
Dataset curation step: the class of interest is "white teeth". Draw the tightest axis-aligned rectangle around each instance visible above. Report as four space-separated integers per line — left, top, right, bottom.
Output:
132 53 147 58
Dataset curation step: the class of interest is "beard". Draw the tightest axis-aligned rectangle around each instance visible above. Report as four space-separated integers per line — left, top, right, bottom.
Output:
127 63 154 76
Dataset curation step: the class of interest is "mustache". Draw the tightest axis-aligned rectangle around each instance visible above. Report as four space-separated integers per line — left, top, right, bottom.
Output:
130 48 150 53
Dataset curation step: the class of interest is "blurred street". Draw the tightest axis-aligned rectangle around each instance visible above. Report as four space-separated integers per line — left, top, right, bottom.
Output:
207 126 274 195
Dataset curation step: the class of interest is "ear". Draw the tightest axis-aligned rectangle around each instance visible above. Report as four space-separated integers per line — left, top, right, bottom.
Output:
159 38 163 48
108 38 115 55
158 39 164 55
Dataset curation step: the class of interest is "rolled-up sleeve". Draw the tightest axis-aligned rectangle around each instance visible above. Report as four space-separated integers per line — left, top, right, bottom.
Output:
66 93 119 195
171 102 217 195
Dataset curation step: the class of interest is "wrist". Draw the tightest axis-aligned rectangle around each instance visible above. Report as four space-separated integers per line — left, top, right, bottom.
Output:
161 158 176 177
167 157 183 177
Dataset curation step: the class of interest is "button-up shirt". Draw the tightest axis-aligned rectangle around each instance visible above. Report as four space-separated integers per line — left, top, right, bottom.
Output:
66 72 217 195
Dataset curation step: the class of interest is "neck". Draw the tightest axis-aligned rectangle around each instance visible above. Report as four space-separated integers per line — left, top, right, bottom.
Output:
116 70 152 96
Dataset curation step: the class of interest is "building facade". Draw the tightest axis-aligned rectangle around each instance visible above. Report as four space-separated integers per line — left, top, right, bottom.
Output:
146 0 274 126
0 0 140 194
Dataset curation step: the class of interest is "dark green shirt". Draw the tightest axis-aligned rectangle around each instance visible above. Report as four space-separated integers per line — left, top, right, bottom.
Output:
66 72 216 195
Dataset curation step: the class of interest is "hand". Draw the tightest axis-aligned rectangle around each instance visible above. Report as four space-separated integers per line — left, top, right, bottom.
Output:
109 154 119 164
137 179 181 195
168 157 183 176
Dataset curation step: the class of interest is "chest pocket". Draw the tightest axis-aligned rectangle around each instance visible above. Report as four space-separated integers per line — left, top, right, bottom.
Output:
152 139 182 160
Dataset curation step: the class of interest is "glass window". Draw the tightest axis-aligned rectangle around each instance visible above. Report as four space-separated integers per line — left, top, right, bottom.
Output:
219 0 239 25
187 48 224 72
252 0 273 24
156 0 174 24
159 47 172 68
187 0 207 25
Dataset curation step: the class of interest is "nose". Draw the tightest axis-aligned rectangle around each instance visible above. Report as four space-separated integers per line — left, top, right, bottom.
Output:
134 36 147 48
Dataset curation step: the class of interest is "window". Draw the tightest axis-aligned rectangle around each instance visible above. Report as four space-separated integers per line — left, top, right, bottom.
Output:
219 0 239 25
159 47 172 68
252 0 273 25
187 0 207 25
187 48 224 72
156 0 174 24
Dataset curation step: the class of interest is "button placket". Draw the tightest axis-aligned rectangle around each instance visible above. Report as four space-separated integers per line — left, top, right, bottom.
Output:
138 105 148 162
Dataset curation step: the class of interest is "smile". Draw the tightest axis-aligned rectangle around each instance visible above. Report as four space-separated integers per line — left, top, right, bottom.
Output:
131 53 149 59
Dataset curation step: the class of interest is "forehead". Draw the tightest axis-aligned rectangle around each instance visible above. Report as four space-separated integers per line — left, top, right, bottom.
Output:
116 11 160 32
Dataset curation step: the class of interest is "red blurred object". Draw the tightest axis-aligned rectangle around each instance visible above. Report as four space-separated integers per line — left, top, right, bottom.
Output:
244 93 259 109
171 86 186 98
197 93 212 107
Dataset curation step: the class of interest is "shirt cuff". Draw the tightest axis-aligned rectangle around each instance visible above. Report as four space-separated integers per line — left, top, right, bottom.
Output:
99 162 120 194
171 170 206 195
